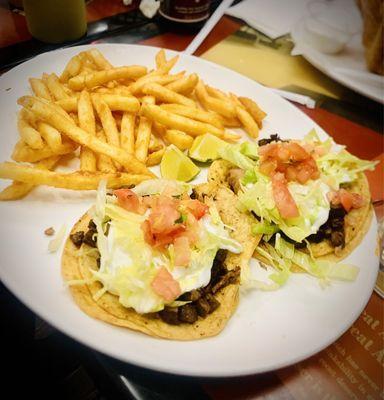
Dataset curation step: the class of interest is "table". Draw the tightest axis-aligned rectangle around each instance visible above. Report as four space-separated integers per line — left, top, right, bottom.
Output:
1 1 383 399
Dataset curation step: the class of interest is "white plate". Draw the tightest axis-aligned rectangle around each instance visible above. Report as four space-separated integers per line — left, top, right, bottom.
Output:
0 44 378 377
291 21 384 104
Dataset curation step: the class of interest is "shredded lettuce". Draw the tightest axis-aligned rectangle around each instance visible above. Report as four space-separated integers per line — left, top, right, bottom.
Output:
218 143 256 170
255 234 359 287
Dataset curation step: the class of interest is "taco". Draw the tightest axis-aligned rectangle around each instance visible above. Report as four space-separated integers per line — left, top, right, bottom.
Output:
208 131 377 285
62 179 259 340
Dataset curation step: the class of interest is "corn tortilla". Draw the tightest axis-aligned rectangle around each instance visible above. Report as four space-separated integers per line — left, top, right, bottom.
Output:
62 184 259 340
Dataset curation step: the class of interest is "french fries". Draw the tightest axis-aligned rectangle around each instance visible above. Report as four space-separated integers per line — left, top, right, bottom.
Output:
0 156 60 200
0 162 150 190
17 116 44 150
164 129 194 150
19 96 153 176
1 47 267 200
141 104 225 138
142 82 195 107
135 96 155 162
68 66 147 90
78 90 97 172
165 73 199 95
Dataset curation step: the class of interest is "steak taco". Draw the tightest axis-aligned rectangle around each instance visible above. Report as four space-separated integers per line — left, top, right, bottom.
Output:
208 130 377 287
62 179 259 340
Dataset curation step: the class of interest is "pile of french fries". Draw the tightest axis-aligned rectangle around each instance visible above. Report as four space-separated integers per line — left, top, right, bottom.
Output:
0 48 266 200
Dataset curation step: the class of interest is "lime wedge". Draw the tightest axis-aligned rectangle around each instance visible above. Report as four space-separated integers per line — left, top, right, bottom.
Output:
160 145 200 182
189 133 228 162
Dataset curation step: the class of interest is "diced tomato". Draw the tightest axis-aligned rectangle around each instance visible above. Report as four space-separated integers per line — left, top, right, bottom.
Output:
259 142 278 158
114 189 146 214
285 142 309 161
272 173 299 219
180 199 209 220
339 189 354 212
151 267 181 302
184 211 200 244
327 189 364 212
173 236 191 266
141 219 155 246
277 146 290 162
259 159 277 177
285 165 297 181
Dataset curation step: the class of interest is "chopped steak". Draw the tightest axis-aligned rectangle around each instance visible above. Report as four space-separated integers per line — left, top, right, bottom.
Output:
227 169 244 194
159 309 180 325
178 289 201 302
195 297 211 318
331 230 345 247
211 267 240 294
205 293 220 313
70 231 84 248
83 230 97 247
178 304 198 324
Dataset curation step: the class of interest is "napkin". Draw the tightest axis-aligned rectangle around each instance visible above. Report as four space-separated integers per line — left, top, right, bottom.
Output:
226 0 310 39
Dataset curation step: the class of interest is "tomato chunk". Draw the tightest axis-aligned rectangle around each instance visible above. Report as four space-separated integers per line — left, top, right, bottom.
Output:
173 236 191 266
272 173 299 219
114 189 146 214
151 267 181 302
180 199 209 220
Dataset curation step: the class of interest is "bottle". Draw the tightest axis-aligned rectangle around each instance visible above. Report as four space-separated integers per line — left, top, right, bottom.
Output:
159 0 211 33
23 0 87 44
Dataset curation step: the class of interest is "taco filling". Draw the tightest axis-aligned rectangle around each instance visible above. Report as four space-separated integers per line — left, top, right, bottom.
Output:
62 179 248 338
211 130 377 287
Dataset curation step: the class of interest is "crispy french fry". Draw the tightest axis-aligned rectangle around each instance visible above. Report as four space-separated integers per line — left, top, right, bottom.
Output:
0 162 151 190
160 104 223 129
216 114 242 128
146 147 165 166
0 156 60 200
152 121 167 138
149 135 164 153
157 55 179 74
141 104 225 138
128 72 184 96
135 96 155 163
55 97 78 113
87 48 113 70
165 73 199 95
56 94 140 113
60 55 82 83
44 73 70 100
29 78 53 101
92 95 120 149
235 106 259 138
238 96 266 128
12 139 77 163
195 81 236 118
155 49 167 69
142 82 195 108
78 90 97 172
37 122 62 151
17 116 44 150
19 96 153 176
120 112 136 154
229 92 243 107
97 94 140 113
95 130 116 172
68 66 147 90
205 85 229 101
164 129 194 150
